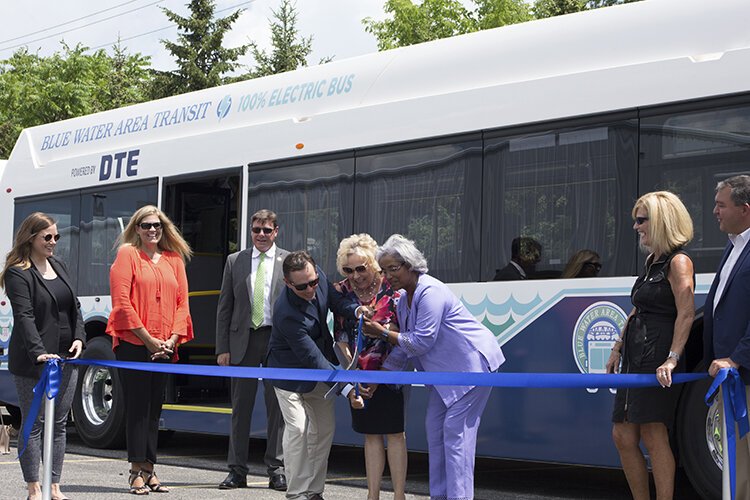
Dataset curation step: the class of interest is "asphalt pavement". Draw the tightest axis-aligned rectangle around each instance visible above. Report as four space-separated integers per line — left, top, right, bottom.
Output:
0 428 703 500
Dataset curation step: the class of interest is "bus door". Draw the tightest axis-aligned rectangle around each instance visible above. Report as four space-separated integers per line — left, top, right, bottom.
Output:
163 172 240 405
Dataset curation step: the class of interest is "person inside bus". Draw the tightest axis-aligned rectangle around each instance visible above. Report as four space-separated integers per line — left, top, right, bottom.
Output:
361 234 505 500
106 205 193 495
493 236 542 280
605 191 694 500
215 209 287 492
1 212 85 500
560 249 602 279
333 233 407 500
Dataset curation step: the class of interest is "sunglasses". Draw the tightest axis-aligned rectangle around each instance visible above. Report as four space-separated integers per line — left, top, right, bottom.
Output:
634 216 649 225
41 233 61 242
290 276 320 291
139 222 162 230
584 262 602 271
342 265 368 274
252 227 275 235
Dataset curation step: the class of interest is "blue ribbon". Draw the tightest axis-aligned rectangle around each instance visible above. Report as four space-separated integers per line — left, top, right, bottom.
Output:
705 367 749 500
18 359 62 458
355 316 366 400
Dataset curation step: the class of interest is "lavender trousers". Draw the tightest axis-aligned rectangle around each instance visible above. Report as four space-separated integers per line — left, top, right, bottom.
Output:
425 385 493 500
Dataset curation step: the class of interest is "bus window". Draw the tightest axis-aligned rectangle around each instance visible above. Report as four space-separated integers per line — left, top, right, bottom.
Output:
355 139 483 283
482 119 638 280
14 192 81 290
79 181 157 296
640 101 750 273
248 157 354 276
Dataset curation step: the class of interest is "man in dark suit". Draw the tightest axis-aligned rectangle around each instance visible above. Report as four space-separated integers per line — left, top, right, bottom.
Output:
216 209 288 491
493 236 542 281
266 251 360 500
703 175 750 499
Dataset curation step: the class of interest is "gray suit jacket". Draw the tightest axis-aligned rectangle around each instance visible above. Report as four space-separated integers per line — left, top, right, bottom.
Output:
215 246 289 364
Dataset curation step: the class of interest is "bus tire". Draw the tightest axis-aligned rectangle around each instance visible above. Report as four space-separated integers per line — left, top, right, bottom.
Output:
678 376 722 500
72 336 126 449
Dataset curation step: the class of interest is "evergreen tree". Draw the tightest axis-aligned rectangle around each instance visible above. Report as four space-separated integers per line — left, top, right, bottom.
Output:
152 0 248 98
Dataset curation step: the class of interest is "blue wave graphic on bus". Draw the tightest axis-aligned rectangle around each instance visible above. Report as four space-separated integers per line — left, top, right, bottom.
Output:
463 293 542 317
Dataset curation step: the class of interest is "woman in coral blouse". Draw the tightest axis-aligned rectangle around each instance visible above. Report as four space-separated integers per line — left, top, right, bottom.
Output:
106 205 193 495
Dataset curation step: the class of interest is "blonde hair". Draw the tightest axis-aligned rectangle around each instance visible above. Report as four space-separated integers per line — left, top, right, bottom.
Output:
336 233 381 277
561 249 600 279
0 212 57 288
633 191 694 256
119 205 192 261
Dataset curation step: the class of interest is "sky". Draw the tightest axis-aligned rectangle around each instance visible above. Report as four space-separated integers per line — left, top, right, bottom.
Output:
0 0 393 71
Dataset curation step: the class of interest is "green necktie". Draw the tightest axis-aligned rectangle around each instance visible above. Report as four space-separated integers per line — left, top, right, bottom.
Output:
252 252 266 328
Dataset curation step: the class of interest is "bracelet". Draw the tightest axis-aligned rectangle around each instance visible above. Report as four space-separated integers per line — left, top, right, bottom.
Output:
381 329 389 341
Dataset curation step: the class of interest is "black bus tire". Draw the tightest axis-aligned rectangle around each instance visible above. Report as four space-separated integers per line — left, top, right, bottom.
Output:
72 336 126 449
678 376 722 500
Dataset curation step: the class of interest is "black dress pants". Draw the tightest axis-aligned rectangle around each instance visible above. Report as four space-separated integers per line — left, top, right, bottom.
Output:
115 340 167 464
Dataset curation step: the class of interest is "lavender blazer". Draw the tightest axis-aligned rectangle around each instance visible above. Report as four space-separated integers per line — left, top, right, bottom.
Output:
382 273 505 406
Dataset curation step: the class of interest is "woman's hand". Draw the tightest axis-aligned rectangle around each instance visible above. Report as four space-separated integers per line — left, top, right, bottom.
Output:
657 357 678 388
361 317 385 339
68 340 84 359
605 349 621 374
359 383 378 399
36 353 61 363
142 334 164 354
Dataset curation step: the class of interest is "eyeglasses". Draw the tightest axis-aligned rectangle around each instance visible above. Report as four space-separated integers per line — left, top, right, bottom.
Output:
252 227 275 235
342 265 368 274
583 262 602 271
41 233 61 242
139 222 162 230
290 276 320 291
383 263 405 274
634 217 649 225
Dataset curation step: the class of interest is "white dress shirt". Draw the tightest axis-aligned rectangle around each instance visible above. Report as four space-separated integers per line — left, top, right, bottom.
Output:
714 226 750 312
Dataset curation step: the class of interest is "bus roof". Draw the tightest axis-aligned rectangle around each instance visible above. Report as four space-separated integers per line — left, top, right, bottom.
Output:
5 0 750 187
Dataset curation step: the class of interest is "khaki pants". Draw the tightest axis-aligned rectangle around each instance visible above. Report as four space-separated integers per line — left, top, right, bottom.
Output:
274 383 335 500
721 385 750 500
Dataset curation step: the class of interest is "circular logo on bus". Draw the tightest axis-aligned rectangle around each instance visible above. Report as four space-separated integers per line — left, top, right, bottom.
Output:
572 301 627 374
217 95 232 120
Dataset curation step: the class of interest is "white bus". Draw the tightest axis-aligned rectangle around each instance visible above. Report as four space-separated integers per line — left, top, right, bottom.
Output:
1 0 749 496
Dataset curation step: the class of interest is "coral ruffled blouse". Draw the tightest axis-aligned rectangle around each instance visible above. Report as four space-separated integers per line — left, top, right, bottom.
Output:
106 245 193 355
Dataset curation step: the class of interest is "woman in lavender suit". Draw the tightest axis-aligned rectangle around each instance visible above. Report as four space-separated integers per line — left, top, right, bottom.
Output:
362 234 505 500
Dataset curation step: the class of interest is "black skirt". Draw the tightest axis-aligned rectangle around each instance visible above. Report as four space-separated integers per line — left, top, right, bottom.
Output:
351 384 404 435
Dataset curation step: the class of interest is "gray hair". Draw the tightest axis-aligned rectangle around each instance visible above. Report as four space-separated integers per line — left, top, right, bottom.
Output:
377 234 429 274
717 175 750 206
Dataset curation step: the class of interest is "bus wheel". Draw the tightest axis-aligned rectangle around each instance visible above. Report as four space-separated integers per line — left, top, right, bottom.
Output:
72 336 126 448
678 376 722 500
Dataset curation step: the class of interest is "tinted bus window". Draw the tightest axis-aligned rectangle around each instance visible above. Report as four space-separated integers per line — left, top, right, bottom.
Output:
355 140 482 283
248 158 354 275
14 193 81 289
640 102 750 273
482 119 638 280
79 181 157 296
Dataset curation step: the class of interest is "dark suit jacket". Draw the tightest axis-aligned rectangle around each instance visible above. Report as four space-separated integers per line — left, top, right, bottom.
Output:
5 256 85 378
266 267 357 393
703 240 750 383
493 262 525 281
215 246 289 364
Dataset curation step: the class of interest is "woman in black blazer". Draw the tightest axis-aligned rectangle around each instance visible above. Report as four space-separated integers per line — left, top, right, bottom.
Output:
0 212 85 500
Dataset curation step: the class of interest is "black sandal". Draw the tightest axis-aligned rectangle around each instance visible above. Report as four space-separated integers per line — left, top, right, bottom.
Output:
145 470 169 493
129 469 150 495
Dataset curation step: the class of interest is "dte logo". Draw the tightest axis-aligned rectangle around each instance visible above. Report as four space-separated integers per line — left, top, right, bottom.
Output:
99 150 139 181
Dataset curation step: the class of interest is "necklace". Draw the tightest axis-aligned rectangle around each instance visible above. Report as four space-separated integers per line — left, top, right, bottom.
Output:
352 276 380 304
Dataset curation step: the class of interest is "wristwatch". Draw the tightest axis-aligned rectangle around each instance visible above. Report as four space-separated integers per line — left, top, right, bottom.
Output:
381 329 389 341
668 351 680 361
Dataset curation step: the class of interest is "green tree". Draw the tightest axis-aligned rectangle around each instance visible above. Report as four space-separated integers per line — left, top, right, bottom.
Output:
532 0 586 18
152 0 248 98
248 0 327 78
475 0 532 30
0 43 151 158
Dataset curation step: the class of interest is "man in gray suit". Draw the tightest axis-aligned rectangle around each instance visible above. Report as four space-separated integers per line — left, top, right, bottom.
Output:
216 209 288 491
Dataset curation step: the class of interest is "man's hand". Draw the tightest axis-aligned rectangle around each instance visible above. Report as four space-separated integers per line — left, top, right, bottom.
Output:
348 388 364 410
709 357 740 377
217 353 231 366
68 340 84 359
